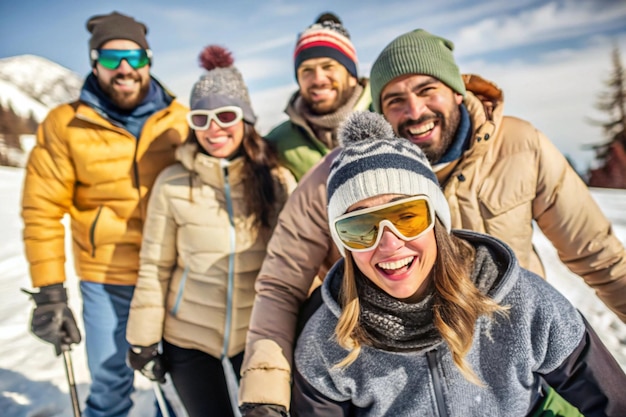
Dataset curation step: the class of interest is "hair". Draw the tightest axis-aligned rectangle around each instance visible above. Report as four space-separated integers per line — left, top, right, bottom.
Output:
333 219 507 384
185 123 281 230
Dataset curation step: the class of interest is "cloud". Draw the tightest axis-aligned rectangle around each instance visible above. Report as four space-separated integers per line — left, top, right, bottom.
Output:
350 0 538 51
463 32 626 171
237 35 295 56
254 0 305 18
345 0 626 64
251 84 295 135
454 1 626 57
238 57 292 82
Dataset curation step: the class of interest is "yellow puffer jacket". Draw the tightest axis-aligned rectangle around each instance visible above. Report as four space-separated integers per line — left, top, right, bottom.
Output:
126 142 296 358
22 99 189 287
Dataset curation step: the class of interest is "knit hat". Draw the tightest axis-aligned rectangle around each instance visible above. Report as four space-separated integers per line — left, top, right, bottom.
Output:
189 45 257 124
294 12 358 78
327 111 451 255
87 11 150 51
370 29 466 114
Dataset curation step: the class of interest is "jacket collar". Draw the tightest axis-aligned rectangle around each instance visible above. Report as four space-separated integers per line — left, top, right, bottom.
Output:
176 141 245 187
323 230 519 319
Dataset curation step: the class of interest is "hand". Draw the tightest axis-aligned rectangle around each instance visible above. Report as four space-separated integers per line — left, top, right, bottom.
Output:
127 344 167 383
240 403 289 417
22 284 81 356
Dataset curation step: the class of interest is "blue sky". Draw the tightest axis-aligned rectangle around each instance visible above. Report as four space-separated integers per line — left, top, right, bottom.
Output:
2 0 626 171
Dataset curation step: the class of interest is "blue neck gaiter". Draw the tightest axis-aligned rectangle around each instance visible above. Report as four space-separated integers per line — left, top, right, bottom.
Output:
79 73 172 139
437 103 472 164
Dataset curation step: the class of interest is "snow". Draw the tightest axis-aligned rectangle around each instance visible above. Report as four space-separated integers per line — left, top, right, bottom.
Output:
0 79 49 122
0 166 185 417
0 55 82 110
0 55 82 122
1 165 625 415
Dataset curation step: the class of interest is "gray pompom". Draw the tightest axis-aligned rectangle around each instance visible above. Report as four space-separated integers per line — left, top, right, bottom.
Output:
338 111 395 147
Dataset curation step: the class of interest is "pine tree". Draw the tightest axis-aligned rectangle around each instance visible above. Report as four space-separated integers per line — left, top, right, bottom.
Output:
587 44 626 189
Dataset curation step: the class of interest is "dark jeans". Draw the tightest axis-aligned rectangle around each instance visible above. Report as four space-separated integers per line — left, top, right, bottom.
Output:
163 340 243 417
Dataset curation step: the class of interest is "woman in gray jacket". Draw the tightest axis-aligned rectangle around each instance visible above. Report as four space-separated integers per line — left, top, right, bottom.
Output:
125 45 295 417
291 112 626 417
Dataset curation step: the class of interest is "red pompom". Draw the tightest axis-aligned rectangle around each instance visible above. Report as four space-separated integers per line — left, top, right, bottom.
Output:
198 45 234 71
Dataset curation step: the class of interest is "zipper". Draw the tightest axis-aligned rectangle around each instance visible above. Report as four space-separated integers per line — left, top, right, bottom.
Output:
89 206 103 257
132 139 142 215
221 160 236 360
171 265 190 315
426 349 448 417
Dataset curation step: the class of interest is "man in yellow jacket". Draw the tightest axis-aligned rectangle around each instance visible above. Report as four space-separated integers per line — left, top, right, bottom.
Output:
239 29 626 416
21 11 188 417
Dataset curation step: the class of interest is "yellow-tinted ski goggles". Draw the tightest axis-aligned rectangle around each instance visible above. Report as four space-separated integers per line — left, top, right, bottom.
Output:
332 195 434 252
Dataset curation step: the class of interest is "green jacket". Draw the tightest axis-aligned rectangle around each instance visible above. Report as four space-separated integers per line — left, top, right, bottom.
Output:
265 79 372 181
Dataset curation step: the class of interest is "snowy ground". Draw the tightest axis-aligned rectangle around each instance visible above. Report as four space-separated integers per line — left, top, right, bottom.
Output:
0 167 186 417
1 165 625 416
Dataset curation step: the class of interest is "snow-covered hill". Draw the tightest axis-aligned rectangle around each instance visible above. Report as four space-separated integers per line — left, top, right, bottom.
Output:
0 54 82 121
0 79 49 122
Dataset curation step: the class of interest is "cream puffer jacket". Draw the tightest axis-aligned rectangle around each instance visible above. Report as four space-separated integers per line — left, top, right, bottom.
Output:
126 142 296 358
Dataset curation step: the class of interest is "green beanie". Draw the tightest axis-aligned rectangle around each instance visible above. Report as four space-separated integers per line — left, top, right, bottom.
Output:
370 29 466 114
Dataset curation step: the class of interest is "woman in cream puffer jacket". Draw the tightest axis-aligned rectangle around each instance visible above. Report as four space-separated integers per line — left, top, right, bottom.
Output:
126 45 296 417
127 135 295 415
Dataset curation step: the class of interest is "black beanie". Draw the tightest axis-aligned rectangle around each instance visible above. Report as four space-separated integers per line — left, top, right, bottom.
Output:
86 11 150 51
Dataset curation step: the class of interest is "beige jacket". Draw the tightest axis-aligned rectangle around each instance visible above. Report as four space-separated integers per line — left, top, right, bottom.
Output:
126 142 296 358
239 74 626 409
22 99 188 287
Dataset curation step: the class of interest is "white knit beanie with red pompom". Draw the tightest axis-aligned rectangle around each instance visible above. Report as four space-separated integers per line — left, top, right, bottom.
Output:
327 111 451 255
189 45 257 124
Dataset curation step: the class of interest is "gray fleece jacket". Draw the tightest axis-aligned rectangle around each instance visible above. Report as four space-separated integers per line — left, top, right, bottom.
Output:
293 230 586 417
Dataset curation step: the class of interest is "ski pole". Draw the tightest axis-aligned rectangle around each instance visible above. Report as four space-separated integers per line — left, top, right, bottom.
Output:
152 381 171 417
222 356 242 417
61 344 82 417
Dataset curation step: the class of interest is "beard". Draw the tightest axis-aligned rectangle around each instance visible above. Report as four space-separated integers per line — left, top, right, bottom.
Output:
397 105 461 164
98 74 150 111
303 82 356 115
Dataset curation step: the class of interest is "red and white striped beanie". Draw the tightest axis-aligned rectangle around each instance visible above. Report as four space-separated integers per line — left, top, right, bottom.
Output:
294 12 358 78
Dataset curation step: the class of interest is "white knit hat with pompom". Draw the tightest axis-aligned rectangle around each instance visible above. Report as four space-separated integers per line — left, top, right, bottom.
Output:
327 111 451 254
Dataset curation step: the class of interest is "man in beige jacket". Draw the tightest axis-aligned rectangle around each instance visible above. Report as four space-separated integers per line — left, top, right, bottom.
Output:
238 29 626 417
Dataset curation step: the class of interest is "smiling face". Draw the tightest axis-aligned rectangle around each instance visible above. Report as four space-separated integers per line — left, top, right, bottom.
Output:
380 74 463 164
349 194 437 302
296 57 357 115
92 39 151 110
194 119 245 159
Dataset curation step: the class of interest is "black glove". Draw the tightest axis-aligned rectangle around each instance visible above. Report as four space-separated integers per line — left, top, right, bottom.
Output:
127 344 167 383
240 403 289 417
22 284 81 356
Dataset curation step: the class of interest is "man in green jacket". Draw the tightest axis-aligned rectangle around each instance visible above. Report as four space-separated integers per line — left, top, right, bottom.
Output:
239 28 626 417
265 12 372 180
